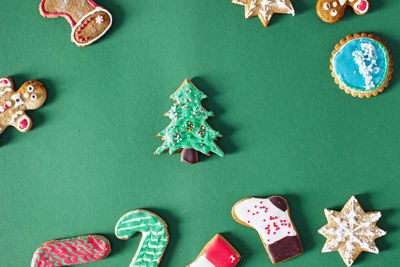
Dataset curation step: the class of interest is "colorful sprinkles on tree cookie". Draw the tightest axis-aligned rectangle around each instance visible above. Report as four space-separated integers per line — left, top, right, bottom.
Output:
154 79 224 164
330 33 393 98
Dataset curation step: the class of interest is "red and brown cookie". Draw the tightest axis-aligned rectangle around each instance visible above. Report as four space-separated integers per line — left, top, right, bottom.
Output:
232 196 303 264
39 0 112 47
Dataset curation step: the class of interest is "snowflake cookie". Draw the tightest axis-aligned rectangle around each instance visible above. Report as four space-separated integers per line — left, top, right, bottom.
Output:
318 196 386 266
232 0 295 28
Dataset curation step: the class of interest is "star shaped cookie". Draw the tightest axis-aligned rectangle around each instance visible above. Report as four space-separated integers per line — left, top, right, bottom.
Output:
232 0 295 28
318 196 386 266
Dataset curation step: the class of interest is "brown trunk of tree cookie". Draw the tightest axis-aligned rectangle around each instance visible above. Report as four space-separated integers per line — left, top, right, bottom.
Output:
181 148 198 164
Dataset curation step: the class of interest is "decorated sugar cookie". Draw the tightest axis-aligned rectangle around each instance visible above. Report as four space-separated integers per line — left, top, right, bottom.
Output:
115 209 169 267
330 33 393 98
188 234 240 267
0 77 46 136
318 196 386 266
154 79 224 164
317 0 369 23
31 235 111 266
232 196 303 264
39 0 112 47
232 0 295 28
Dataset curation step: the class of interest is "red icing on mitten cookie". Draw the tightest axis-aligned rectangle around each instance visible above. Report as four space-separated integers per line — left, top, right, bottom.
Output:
188 234 240 267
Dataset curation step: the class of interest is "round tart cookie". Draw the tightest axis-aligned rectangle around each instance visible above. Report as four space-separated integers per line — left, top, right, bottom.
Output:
330 33 393 98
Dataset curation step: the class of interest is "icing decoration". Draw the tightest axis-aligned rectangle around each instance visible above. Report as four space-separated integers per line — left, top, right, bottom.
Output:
333 38 388 91
115 209 169 267
95 15 104 24
31 235 111 267
316 0 369 23
10 111 23 123
330 34 393 98
0 88 12 96
318 196 386 267
188 234 240 267
0 77 46 135
232 0 295 28
18 115 30 130
39 0 112 47
155 79 224 164
12 93 24 107
232 196 303 264
0 78 11 86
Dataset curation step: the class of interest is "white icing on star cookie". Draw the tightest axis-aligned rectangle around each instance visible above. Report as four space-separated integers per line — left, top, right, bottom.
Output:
318 196 386 267
232 0 295 28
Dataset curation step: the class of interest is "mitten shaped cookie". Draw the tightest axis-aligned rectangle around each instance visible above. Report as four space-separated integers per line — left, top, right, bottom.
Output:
39 0 112 47
188 234 240 267
0 77 46 136
232 196 303 264
316 0 369 23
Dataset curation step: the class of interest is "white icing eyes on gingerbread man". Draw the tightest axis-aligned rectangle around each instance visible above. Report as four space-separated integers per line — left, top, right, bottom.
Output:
0 77 46 135
317 0 369 24
18 82 46 110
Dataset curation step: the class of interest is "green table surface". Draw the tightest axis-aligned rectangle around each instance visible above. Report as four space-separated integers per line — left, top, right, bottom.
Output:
1 0 399 266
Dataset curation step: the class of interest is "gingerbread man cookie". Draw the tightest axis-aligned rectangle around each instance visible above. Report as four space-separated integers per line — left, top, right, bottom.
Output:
39 0 112 47
316 0 369 23
0 77 46 136
232 196 303 264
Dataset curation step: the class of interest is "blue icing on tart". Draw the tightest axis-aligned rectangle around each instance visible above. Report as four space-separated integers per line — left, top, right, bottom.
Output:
332 38 389 92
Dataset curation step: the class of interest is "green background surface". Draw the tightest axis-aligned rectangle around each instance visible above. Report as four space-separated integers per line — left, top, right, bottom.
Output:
0 0 399 266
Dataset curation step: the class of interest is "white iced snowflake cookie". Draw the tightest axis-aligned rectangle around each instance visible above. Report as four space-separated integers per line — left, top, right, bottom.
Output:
318 196 386 266
232 0 295 28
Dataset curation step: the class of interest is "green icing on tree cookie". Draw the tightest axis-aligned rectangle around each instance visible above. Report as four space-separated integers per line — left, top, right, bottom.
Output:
155 79 224 162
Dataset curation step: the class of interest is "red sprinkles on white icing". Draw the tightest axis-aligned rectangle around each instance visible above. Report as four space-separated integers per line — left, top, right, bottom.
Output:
234 197 296 245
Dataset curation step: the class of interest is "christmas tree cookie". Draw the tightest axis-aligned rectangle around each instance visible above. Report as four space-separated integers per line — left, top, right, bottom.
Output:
154 79 224 164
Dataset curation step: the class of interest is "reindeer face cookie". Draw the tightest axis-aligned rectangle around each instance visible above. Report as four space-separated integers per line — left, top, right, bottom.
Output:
0 77 46 135
316 0 369 23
